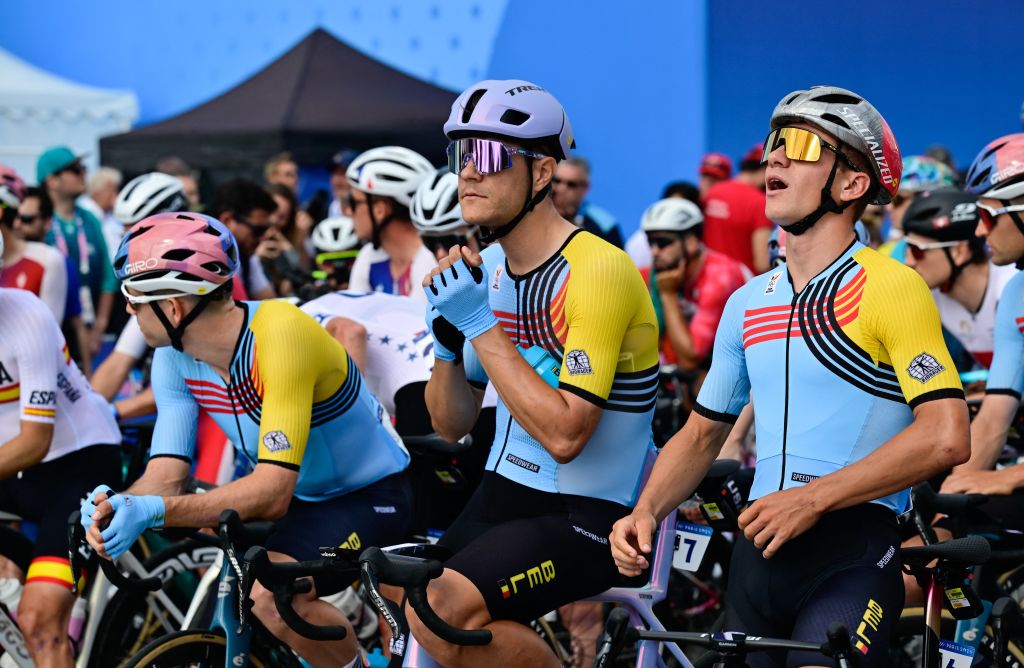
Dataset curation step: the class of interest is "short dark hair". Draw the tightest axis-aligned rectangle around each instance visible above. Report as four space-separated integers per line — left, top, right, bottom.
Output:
661 181 701 207
24 186 54 220
209 179 277 220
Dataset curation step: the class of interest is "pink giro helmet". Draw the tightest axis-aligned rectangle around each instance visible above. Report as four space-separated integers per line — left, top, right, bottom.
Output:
0 164 27 209
113 212 239 296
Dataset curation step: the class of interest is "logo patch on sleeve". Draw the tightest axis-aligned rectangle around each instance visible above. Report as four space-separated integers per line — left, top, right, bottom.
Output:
565 349 593 375
907 353 945 383
262 430 291 452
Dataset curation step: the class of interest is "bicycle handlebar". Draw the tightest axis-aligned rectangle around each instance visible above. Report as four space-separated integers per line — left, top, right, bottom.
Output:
911 483 987 517
66 510 161 594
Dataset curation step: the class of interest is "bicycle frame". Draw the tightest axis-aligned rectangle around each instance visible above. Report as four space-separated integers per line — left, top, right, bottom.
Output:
0 605 32 668
588 509 692 668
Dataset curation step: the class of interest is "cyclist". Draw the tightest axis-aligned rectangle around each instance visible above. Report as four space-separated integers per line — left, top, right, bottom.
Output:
308 215 361 292
942 133 1024 499
81 212 412 668
878 155 958 258
0 230 121 668
902 188 1017 372
611 86 969 667
417 78 659 667
0 164 68 321
113 172 189 230
643 197 749 371
345 146 436 299
411 169 483 261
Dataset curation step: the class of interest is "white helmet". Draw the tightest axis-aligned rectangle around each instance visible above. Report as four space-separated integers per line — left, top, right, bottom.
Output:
346 146 434 207
411 171 465 234
641 198 703 234
311 216 359 254
115 172 188 225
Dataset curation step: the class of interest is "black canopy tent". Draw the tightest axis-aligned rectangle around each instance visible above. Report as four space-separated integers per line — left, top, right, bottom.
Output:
100 28 456 184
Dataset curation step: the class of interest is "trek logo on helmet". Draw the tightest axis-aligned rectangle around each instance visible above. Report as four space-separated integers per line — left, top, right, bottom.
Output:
836 106 897 187
124 257 159 275
505 84 545 96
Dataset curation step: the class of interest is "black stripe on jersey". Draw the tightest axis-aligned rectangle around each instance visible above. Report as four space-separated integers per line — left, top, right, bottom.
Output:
311 354 362 426
986 388 1022 400
607 365 659 412
798 259 905 404
231 328 263 424
908 387 965 410
559 382 607 408
694 402 740 424
521 254 567 356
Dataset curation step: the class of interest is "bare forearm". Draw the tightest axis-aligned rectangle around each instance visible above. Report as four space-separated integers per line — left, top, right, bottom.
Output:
425 362 481 440
961 410 1011 471
806 402 969 512
162 469 292 527
720 401 754 461
0 434 48 480
91 352 135 400
95 292 114 331
115 387 156 419
470 327 584 457
659 292 699 370
635 414 731 521
74 319 92 375
126 467 189 496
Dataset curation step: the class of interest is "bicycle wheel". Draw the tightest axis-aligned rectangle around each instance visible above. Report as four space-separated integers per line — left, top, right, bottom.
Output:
87 539 220 668
124 629 302 668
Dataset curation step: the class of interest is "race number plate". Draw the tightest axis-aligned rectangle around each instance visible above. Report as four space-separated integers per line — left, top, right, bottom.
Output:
673 522 713 572
938 639 975 668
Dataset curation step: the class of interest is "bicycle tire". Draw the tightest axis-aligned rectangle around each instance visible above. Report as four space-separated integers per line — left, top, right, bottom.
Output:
124 629 302 668
86 539 220 668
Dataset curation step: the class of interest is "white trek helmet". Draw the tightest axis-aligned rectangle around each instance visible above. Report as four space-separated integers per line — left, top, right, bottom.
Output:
411 171 466 235
345 146 434 208
311 216 359 254
641 198 704 234
115 172 188 226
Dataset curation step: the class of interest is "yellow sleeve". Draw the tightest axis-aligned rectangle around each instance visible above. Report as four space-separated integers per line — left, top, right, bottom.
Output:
856 249 963 409
250 301 349 468
558 237 659 405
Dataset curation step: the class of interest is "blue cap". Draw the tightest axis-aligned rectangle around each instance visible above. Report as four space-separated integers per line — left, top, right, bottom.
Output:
37 146 85 184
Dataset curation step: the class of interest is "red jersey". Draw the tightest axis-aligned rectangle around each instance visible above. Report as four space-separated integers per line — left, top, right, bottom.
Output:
702 179 773 272
0 242 67 321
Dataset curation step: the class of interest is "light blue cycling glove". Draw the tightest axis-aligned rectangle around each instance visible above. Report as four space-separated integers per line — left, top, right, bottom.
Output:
79 484 114 531
424 258 497 341
100 494 166 560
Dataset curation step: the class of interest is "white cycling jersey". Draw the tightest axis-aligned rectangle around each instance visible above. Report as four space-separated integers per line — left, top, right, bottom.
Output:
0 288 120 462
347 243 435 302
300 291 434 415
934 262 1018 369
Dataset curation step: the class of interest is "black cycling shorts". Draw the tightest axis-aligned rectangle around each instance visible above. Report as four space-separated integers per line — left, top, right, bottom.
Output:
725 503 904 668
0 445 121 590
265 471 413 596
438 472 629 624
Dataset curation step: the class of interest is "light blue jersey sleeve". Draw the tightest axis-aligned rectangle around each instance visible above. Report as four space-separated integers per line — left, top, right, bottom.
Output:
986 272 1024 399
694 284 752 422
150 347 200 461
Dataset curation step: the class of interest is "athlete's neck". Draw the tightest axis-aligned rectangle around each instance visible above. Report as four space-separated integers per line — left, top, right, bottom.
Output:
52 193 76 221
378 221 423 272
784 215 857 293
948 260 989 314
682 249 706 286
498 200 577 275
180 303 247 377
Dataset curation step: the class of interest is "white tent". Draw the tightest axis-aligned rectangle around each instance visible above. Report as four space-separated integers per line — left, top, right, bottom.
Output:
0 48 138 184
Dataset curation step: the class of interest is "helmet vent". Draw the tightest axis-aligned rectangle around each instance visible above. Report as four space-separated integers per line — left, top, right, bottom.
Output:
126 225 153 241
175 213 196 222
461 89 487 123
163 249 195 261
499 109 531 126
821 113 851 130
785 94 801 105
201 261 229 276
813 93 861 105
968 168 991 188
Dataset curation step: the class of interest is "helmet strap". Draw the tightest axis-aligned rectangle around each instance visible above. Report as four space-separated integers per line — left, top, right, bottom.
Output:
780 151 853 236
478 158 550 244
150 295 215 353
939 246 968 293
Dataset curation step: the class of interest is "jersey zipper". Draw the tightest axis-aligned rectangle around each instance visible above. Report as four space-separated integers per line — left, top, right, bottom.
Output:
491 274 521 471
779 295 799 491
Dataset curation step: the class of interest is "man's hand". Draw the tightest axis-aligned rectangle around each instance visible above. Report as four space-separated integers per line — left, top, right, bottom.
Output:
655 264 684 296
86 494 165 560
422 245 497 341
609 510 657 577
941 467 1019 495
737 486 823 559
80 484 114 531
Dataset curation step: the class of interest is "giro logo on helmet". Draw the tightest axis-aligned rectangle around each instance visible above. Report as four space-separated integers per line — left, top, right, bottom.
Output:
505 84 545 96
124 257 159 275
836 106 896 186
991 161 1024 185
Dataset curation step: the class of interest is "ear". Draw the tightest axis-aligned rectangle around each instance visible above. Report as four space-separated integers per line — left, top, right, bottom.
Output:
836 167 873 205
372 197 393 221
951 240 973 265
533 157 557 195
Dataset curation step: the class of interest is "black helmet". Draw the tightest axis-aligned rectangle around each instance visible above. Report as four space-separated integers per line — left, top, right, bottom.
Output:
902 188 981 246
